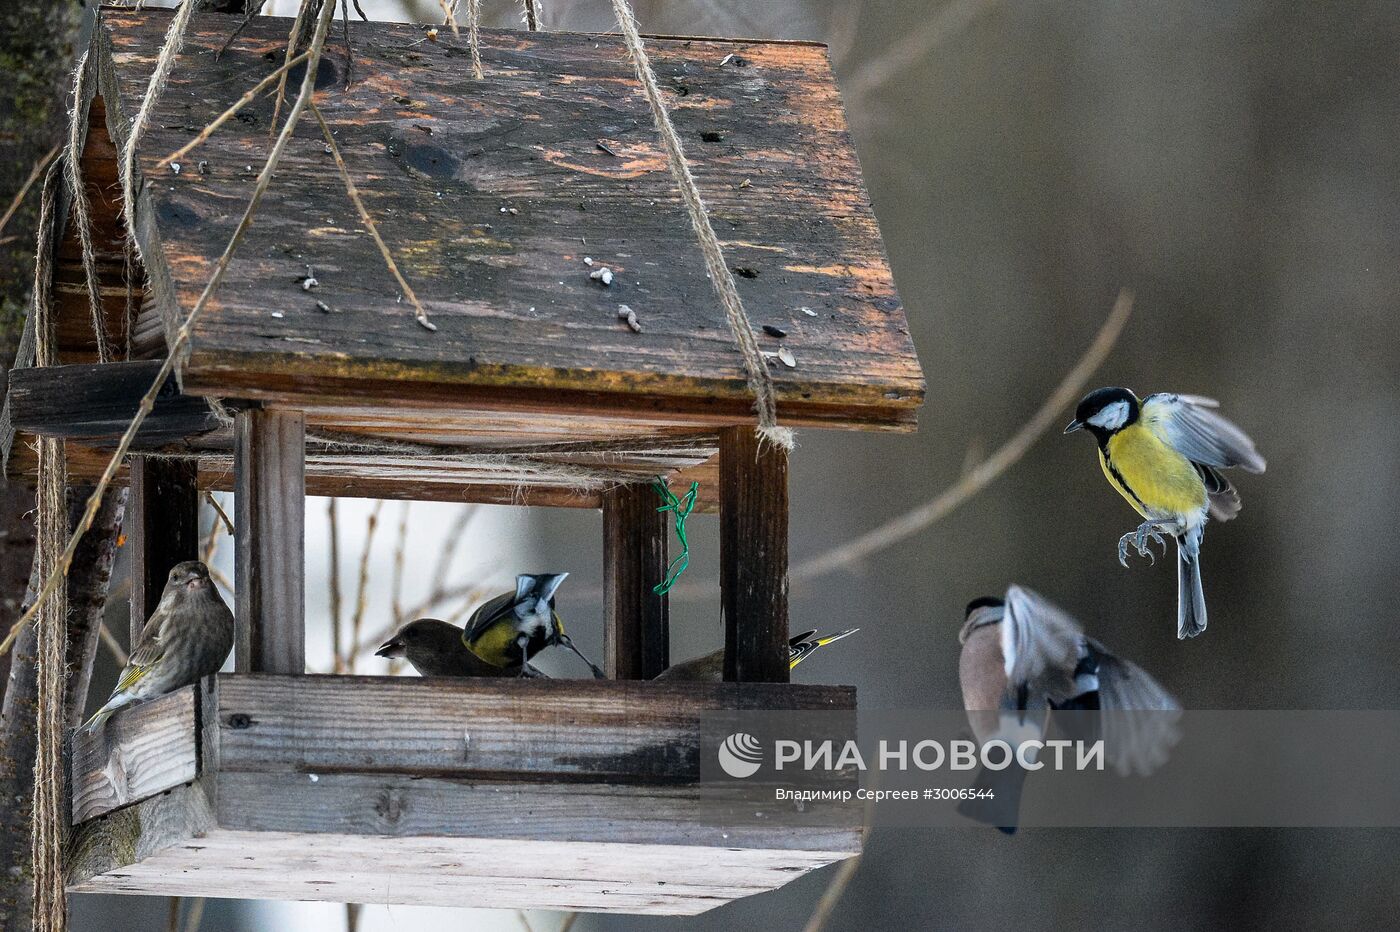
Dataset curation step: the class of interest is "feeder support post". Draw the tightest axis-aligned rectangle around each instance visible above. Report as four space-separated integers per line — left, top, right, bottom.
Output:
720 426 790 682
234 407 305 673
128 457 200 641
602 485 670 679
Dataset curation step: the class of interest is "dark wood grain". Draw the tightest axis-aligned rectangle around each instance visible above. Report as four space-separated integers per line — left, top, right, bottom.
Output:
211 673 852 782
70 686 199 824
603 484 670 679
721 427 790 682
6 361 219 448
92 9 924 433
233 408 304 673
127 456 201 640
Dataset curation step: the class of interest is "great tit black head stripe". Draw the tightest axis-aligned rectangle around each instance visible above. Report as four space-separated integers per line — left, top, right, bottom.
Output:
1066 387 1265 638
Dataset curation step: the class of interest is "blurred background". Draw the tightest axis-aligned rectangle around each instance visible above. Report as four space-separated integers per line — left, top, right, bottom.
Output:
61 0 1400 928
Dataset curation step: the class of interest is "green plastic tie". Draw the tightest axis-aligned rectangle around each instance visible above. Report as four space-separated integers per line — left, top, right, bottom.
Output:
652 475 699 595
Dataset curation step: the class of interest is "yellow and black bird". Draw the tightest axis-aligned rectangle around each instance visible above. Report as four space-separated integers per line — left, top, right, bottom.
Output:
958 585 1180 833
461 573 603 677
1065 388 1265 638
376 618 544 678
83 561 233 733
654 629 859 682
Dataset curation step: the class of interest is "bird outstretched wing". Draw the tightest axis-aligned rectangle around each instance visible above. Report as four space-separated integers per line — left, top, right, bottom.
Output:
1084 639 1182 776
1142 393 1267 473
1001 586 1083 703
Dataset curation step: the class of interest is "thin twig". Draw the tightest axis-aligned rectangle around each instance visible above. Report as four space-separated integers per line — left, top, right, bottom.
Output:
328 498 343 673
270 0 315 140
439 0 460 34
203 490 234 535
0 144 60 242
556 913 577 932
346 500 384 674
0 0 341 660
844 0 1006 100
167 897 181 932
182 897 206 932
516 910 536 932
667 290 1135 599
521 0 542 31
389 501 410 628
801 768 881 932
308 101 436 331
98 620 127 666
155 49 312 169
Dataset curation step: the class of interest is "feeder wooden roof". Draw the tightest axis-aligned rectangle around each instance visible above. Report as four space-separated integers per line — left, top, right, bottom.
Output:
10 8 924 507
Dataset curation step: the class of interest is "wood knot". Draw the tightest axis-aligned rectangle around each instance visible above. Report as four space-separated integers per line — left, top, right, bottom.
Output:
226 713 254 730
374 786 407 827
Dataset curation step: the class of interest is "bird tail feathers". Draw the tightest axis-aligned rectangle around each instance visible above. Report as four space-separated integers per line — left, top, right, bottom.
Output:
958 762 1030 835
1176 530 1207 639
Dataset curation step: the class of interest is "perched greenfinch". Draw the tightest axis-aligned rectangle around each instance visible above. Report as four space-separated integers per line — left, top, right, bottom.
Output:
654 629 859 682
461 573 603 677
376 618 544 677
83 561 233 733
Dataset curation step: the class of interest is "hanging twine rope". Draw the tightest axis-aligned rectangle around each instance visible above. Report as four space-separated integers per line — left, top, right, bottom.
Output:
465 0 484 79
28 163 70 932
608 0 794 451
120 0 197 263
64 51 112 365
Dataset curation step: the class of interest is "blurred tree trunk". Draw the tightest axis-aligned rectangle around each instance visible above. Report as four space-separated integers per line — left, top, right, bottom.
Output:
0 486 126 928
0 0 87 713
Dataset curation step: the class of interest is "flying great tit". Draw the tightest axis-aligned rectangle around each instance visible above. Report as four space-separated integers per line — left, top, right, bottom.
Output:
376 618 545 678
653 628 859 682
460 573 604 678
83 561 233 733
1065 388 1266 638
957 585 1180 833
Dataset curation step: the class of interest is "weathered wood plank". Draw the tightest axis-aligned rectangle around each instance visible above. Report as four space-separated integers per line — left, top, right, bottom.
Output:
721 427 790 682
215 772 858 850
70 687 199 824
7 361 219 448
603 484 670 679
69 818 853 913
127 456 201 640
233 409 305 673
212 674 853 782
94 10 924 431
65 674 861 914
9 438 724 510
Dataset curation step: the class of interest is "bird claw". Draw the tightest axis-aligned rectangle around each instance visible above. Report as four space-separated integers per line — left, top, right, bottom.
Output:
1118 522 1169 567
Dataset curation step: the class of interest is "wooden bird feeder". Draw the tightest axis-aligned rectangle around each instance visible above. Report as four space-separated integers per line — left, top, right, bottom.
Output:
10 7 923 916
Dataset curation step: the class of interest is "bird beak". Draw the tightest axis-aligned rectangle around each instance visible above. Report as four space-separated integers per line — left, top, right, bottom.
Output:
1063 418 1084 434
375 638 403 659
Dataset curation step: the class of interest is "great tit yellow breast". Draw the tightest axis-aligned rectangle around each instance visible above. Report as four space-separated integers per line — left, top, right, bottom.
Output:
1102 424 1208 519
465 622 519 668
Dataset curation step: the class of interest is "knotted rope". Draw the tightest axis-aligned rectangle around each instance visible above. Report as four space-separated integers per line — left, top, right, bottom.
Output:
28 162 70 932
608 0 794 451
